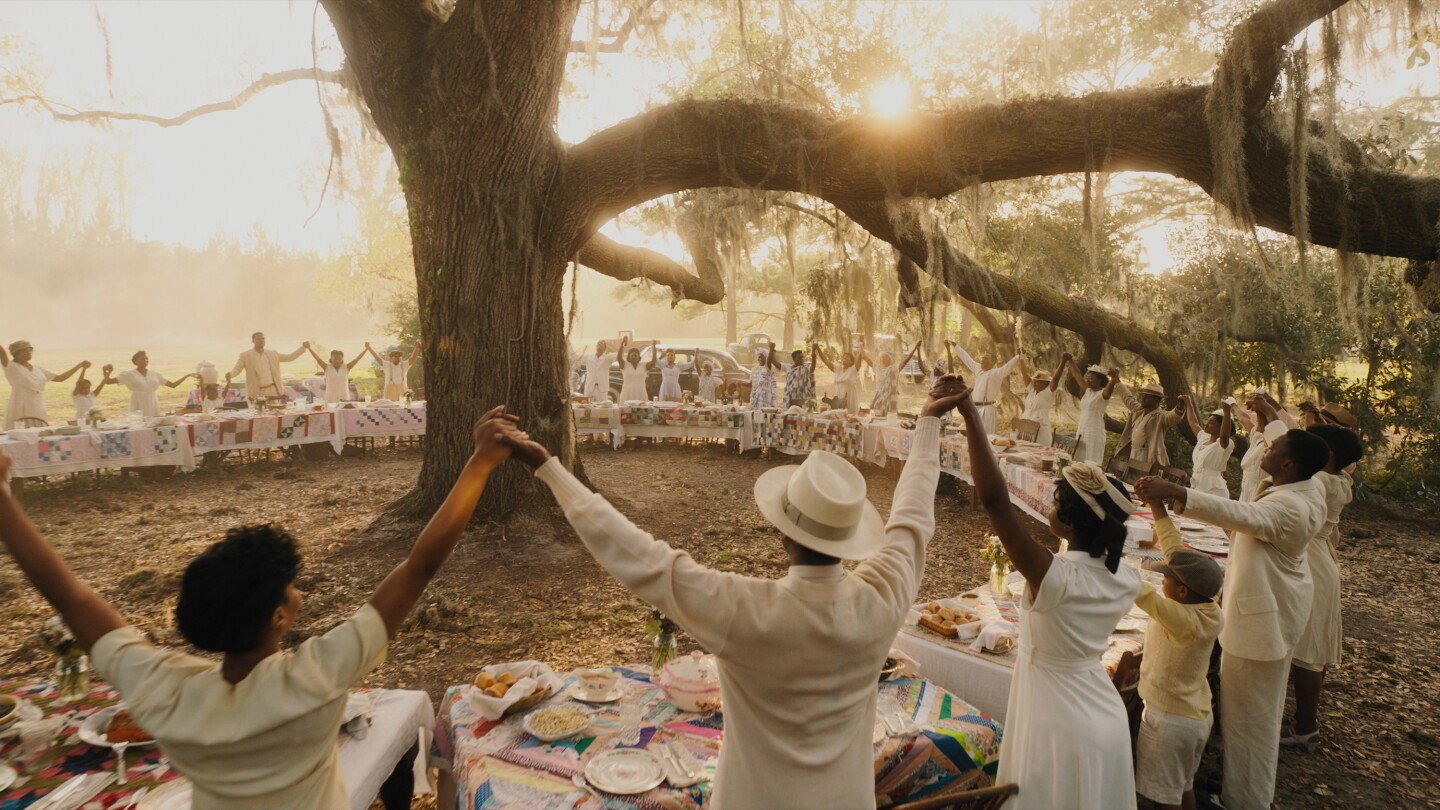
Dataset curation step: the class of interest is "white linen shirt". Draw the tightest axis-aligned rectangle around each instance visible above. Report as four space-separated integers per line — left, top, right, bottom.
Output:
953 347 1020 404
116 368 169 417
535 418 944 809
90 604 388 809
4 362 53 429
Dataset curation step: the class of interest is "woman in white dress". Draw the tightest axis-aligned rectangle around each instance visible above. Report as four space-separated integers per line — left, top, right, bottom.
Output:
1285 423 1363 749
1184 399 1234 497
748 348 780 410
1064 359 1120 464
582 337 627 402
108 351 196 418
1017 354 1068 445
618 343 653 403
656 348 694 401
306 345 364 404
816 344 867 412
956 376 1140 810
0 340 89 429
868 342 921 417
697 361 720 402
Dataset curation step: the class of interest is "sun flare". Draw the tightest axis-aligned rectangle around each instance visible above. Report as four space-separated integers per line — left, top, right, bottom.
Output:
867 76 911 119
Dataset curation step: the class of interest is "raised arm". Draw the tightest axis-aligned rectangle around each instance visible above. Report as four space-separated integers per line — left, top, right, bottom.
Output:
407 342 422 366
229 354 247 379
1218 401 1234 448
1232 399 1257 432
306 345 326 367
94 365 114 397
1064 355 1086 388
944 340 957 374
0 455 127 650
367 407 513 637
346 350 366 371
1017 355 1031 384
996 352 1022 378
647 341 659 370
52 361 89 384
1183 395 1202 437
1050 354 1068 392
814 345 836 372
163 373 196 389
1131 494 1199 643
1164 394 1188 427
278 342 310 363
72 366 89 396
951 343 981 375
956 379 1052 589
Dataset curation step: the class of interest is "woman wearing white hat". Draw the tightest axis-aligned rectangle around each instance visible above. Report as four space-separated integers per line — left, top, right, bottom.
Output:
0 340 90 430
958 392 1141 810
1184 398 1234 498
1017 354 1068 445
1064 358 1120 464
502 378 968 809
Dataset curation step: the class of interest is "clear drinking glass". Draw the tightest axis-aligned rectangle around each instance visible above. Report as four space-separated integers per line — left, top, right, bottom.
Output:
619 692 642 746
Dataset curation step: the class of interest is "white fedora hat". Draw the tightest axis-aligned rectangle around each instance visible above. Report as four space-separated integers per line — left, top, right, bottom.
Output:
754 451 885 560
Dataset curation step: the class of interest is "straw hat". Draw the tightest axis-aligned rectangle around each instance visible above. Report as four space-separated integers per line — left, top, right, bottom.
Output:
1086 364 1108 376
7 340 32 355
1032 371 1052 382
1138 383 1165 397
754 451 885 560
1320 403 1357 428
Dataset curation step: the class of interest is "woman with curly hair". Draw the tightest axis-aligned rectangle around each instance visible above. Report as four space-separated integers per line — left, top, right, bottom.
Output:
0 408 519 809
959 383 1141 810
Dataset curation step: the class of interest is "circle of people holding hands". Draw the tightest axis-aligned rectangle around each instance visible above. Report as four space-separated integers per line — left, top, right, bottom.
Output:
2 332 1364 810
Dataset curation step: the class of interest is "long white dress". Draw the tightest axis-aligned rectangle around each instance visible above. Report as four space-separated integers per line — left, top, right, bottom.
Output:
833 366 859 412
1291 470 1351 669
116 368 169 417
870 364 899 416
618 362 650 403
1074 389 1109 463
583 352 618 402
3 362 53 429
1191 429 1234 498
1238 424 1268 502
748 364 777 410
999 552 1141 810
1020 386 1056 445
657 360 692 401
322 362 350 404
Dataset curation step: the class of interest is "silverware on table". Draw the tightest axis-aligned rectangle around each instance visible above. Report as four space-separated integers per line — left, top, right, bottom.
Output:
114 741 130 785
122 786 149 810
661 742 691 782
30 774 85 810
572 773 611 808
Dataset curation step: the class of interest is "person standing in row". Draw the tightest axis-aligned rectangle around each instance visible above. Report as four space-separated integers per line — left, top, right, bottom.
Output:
581 337 628 403
870 343 921 418
1184 399 1234 498
814 342 866 412
748 345 780 410
617 342 653 403
1284 421 1363 752
72 364 111 423
228 333 308 402
947 340 1022 436
1017 354 1068 444
1135 420 1330 810
308 345 364 404
1064 360 1120 464
697 360 721 402
1 341 90 430
781 347 816 409
656 348 694 402
367 342 420 402
1116 382 1187 469
109 351 196 418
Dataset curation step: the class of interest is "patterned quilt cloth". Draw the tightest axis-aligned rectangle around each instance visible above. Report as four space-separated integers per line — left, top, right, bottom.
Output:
434 666 1002 810
0 425 194 479
186 412 339 454
339 405 427 438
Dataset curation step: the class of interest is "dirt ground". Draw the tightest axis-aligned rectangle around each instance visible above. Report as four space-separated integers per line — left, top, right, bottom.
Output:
2 442 1437 808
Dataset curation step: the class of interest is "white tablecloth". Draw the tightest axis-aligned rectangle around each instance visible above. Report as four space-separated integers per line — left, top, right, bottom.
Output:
340 688 436 810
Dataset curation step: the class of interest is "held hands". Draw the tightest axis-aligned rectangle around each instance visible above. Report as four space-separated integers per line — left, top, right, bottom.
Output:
1134 476 1184 509
1108 367 1120 380
471 406 519 467
922 375 971 419
80 360 92 369
498 421 551 469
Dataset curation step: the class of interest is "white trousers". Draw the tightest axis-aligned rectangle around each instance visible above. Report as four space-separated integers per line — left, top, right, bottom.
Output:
976 403 998 437
1220 653 1291 810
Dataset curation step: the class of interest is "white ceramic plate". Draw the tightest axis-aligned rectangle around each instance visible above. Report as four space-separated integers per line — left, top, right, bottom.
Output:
78 707 158 749
1184 535 1230 555
0 763 17 792
570 685 624 704
137 778 191 810
584 749 665 795
521 704 594 743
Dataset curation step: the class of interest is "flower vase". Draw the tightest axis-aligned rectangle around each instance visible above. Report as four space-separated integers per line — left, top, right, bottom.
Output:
55 654 91 703
652 632 677 672
989 564 1010 595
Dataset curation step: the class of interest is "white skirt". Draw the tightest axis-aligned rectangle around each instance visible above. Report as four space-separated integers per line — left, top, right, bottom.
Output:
1292 534 1342 669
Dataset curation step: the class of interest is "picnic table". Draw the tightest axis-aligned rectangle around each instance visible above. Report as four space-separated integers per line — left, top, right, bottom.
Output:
0 677 432 810
433 665 1002 810
0 425 195 481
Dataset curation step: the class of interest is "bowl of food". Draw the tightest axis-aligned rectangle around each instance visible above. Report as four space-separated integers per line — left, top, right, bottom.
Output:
78 707 157 748
522 704 595 742
657 651 722 713
473 670 552 715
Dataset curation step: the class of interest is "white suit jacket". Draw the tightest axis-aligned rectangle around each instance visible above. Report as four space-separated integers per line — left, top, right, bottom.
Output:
1181 463 1325 661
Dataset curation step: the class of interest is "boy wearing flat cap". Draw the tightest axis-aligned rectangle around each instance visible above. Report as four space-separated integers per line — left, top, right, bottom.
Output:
1132 493 1224 810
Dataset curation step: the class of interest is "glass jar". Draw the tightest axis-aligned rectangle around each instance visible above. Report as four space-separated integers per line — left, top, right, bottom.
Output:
55 654 91 703
989 563 1010 595
652 630 677 672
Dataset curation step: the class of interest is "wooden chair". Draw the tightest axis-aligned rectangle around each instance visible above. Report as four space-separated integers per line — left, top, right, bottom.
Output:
1010 418 1040 443
1051 432 1078 455
16 417 47 428
1106 455 1129 480
1124 459 1156 484
1111 650 1145 750
889 783 1020 810
1160 466 1190 485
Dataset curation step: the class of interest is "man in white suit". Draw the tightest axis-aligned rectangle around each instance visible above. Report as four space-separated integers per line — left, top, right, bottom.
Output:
227 332 308 401
1137 420 1331 810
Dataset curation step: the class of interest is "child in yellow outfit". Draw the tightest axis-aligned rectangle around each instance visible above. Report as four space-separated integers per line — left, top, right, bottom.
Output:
1133 496 1224 810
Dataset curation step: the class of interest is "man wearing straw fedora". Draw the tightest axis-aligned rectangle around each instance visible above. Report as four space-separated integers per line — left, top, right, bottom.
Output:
502 377 970 809
1115 380 1188 468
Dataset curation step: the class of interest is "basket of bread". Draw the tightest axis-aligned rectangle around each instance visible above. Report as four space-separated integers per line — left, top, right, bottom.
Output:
916 602 981 639
466 660 564 721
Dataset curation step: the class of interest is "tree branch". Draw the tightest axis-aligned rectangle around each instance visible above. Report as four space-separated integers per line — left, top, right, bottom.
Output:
568 0 661 53
577 231 724 305
1214 0 1348 118
5 68 345 127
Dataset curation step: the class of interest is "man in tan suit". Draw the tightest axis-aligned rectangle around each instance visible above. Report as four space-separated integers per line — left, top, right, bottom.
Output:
1115 382 1187 468
1137 421 1331 810
227 332 308 401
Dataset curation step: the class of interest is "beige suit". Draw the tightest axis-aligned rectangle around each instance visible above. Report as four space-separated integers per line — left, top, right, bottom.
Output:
1114 384 1185 468
1180 425 1326 810
229 347 305 399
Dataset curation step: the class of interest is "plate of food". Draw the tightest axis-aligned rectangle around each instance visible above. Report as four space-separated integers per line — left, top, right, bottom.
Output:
1184 535 1230 556
584 749 665 795
79 707 157 749
522 704 594 743
979 636 1016 655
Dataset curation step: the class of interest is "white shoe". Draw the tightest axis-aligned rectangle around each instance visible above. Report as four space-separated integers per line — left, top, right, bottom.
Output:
1279 728 1319 751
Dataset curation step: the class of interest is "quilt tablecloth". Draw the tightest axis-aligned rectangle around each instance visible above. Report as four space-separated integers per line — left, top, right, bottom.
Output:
0 425 195 480
185 411 342 455
433 666 1001 810
338 405 427 440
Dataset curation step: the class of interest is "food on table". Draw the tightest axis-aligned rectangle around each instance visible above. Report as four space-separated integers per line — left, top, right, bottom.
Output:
990 437 1014 448
105 709 154 744
496 672 517 687
484 684 509 698
526 706 591 737
917 614 958 637
917 602 980 638
474 671 496 689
